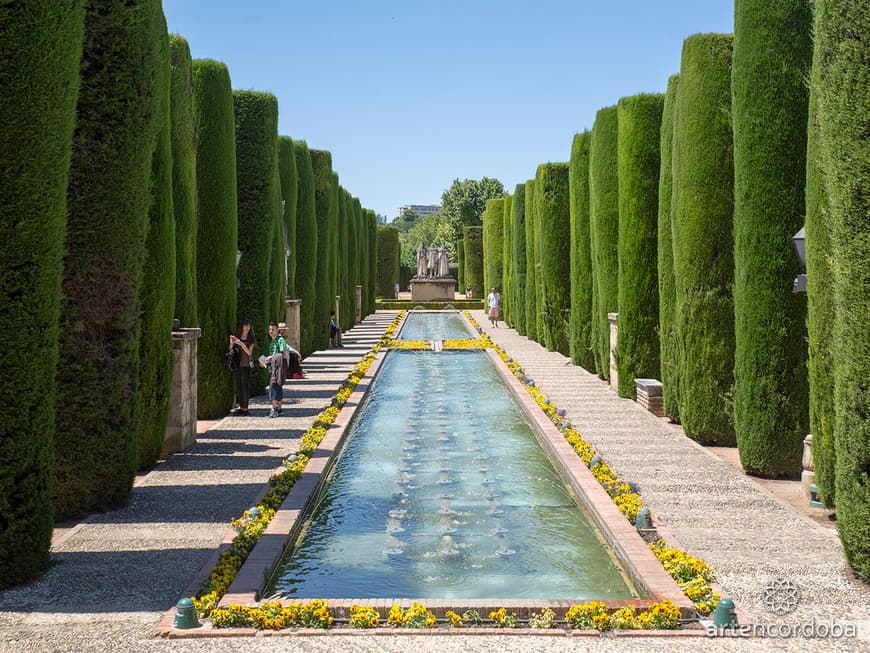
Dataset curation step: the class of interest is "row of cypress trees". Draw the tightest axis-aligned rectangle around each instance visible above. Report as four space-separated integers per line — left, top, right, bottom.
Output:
0 2 378 588
484 0 868 580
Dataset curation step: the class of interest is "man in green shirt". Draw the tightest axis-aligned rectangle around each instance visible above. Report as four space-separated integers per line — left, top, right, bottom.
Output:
262 321 288 417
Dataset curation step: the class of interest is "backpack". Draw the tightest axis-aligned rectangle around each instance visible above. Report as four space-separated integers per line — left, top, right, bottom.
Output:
224 345 241 372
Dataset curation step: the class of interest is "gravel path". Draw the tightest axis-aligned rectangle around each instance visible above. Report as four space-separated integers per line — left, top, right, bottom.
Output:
1 310 867 652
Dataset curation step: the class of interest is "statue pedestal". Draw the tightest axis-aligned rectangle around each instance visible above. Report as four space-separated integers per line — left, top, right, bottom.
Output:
410 276 456 301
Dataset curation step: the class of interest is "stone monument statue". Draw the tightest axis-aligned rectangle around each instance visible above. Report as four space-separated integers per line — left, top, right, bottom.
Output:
416 241 427 278
427 243 438 277
438 243 450 278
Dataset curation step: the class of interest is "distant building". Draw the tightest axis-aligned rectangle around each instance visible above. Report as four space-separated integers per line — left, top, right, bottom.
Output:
398 204 440 219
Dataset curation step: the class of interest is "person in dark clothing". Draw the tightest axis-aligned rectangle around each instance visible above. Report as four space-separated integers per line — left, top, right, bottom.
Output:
229 319 256 416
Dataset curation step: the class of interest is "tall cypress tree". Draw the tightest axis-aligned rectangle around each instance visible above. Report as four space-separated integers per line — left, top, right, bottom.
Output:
510 185 527 335
192 60 237 417
328 172 340 327
589 106 620 379
532 171 547 343
293 141 317 356
502 194 513 325
536 163 571 355
524 180 538 342
672 34 736 445
310 150 334 350
366 210 378 313
464 226 484 300
0 0 84 586
169 35 197 327
350 197 363 323
336 188 350 330
269 160 285 321
377 227 400 297
482 198 504 298
55 0 166 518
658 75 681 421
278 136 298 298
616 94 664 398
456 240 465 290
569 132 595 372
138 16 176 469
732 0 812 477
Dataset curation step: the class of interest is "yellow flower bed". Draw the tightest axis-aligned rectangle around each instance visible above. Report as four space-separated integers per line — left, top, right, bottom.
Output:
565 600 681 630
210 600 333 630
387 602 436 628
442 338 488 349
349 604 380 629
384 338 431 349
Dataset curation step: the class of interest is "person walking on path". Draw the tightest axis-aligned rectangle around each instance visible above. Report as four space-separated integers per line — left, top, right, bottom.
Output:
487 287 501 327
329 311 343 348
229 319 257 416
260 320 291 418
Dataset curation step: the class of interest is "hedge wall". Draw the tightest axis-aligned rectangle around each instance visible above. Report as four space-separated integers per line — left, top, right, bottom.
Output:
192 60 237 417
589 106 620 380
532 172 546 342
524 180 538 342
732 0 812 476
365 209 377 314
482 198 504 298
672 33 735 445
269 161 285 322
328 172 340 325
536 163 571 355
336 188 350 330
510 184 527 335
813 0 870 581
235 91 279 390
55 0 165 518
169 35 197 327
568 132 595 372
293 141 318 356
138 19 176 469
463 226 484 300
616 94 664 398
0 0 83 586
658 75 681 421
456 239 465 289
351 198 364 321
310 150 335 351
502 194 513 325
377 226 400 298
278 136 298 298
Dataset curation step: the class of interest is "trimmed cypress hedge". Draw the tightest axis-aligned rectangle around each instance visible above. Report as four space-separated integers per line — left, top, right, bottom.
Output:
310 150 334 351
524 180 538 342
293 141 318 356
589 106 620 379
510 184 527 335
536 163 571 355
532 171 546 343
463 226 484 300
55 0 166 518
658 75 681 421
350 197 363 322
672 33 735 445
269 161 285 321
482 198 504 298
732 0 812 476
328 172 340 326
616 94 664 398
502 194 513 325
336 188 350 330
813 0 870 581
568 132 595 372
0 0 84 586
234 91 279 390
278 136 298 298
456 240 465 289
169 35 197 327
366 210 377 313
138 18 176 469
192 60 238 418
377 226 400 298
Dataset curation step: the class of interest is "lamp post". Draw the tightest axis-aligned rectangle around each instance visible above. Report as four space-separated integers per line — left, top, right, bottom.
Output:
792 226 806 293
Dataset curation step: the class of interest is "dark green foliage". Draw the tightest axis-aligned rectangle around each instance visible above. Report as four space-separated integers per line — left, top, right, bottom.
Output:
510 185 527 335
55 0 166 518
813 0 870 581
532 172 546 342
310 150 334 351
482 198 504 297
269 161 285 322
192 60 237 417
732 0 812 476
234 91 279 389
502 195 513 325
278 137 298 298
672 34 735 445
658 76 681 421
138 19 176 469
463 226 484 299
616 94 663 397
568 132 595 372
456 240 465 289
328 172 340 327
350 197 363 323
0 0 83 586
377 227 400 297
589 106 620 379
441 177 505 243
169 35 197 327
337 188 350 330
536 163 571 355
367 210 378 313
524 180 538 342
293 141 317 356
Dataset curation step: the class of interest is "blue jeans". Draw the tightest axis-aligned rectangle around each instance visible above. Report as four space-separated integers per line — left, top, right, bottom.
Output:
269 383 283 402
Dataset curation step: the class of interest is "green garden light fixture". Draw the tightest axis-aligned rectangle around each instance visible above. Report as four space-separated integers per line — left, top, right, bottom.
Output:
173 597 200 629
792 227 806 293
712 598 737 628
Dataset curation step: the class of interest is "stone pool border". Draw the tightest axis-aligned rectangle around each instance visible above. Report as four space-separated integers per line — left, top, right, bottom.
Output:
155 309 702 637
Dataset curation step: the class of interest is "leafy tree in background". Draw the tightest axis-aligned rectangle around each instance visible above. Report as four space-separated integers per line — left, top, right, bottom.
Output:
399 212 454 268
441 177 505 243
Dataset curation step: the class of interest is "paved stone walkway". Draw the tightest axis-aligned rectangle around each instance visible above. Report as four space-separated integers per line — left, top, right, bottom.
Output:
1 310 867 652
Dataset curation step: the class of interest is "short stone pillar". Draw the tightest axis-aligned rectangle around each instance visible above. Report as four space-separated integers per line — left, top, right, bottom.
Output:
356 284 363 324
801 434 814 502
608 312 619 392
334 295 340 327
163 327 201 457
284 298 301 352
635 379 664 416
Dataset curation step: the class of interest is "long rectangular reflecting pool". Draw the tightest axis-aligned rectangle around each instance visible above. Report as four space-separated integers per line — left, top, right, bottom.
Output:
267 347 634 600
395 311 475 340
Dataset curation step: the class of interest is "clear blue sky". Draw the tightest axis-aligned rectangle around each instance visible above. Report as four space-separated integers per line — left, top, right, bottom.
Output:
164 0 733 220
